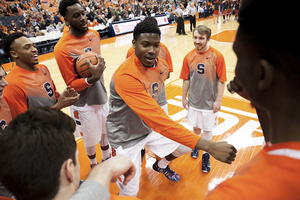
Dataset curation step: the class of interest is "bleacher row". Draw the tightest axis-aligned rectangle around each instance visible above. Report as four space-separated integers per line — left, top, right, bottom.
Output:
0 20 110 63
28 24 109 55
0 15 24 26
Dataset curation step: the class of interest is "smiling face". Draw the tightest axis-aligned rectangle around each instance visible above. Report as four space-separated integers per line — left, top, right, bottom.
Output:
10 36 39 71
64 3 88 37
193 30 210 53
133 33 160 68
0 67 8 99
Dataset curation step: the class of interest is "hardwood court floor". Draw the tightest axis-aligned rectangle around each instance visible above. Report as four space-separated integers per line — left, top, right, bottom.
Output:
4 16 263 199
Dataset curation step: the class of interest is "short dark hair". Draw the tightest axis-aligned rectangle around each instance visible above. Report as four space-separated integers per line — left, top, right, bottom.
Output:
2 32 25 56
133 19 161 40
59 0 80 17
238 0 300 84
143 16 158 25
0 108 76 200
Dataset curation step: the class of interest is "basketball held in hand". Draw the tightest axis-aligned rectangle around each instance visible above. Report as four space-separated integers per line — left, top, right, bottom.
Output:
75 52 98 78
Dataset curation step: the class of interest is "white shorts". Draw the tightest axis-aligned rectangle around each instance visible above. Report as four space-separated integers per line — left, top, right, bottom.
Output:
112 131 180 196
70 102 109 147
187 106 218 131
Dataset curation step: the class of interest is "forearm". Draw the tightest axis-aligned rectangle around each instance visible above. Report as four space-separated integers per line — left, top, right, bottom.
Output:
182 79 190 99
85 163 113 190
215 81 225 103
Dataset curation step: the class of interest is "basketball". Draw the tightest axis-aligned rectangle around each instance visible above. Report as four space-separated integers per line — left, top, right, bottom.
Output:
75 51 98 78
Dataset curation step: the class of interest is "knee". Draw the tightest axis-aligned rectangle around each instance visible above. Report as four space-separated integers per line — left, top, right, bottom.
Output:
172 145 192 157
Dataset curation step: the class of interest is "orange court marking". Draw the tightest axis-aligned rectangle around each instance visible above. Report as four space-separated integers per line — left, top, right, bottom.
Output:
211 30 237 43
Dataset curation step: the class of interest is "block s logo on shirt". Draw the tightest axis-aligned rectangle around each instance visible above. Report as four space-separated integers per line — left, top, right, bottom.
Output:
84 47 92 52
43 82 54 97
197 63 205 74
151 82 159 98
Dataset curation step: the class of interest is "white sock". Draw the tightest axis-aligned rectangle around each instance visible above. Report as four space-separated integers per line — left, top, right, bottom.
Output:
157 157 171 169
202 130 212 155
85 146 97 165
101 148 110 160
89 157 98 165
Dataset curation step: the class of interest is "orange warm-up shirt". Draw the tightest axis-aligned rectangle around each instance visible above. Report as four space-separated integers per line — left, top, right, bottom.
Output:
126 43 173 107
3 65 57 119
106 54 200 149
54 29 107 107
205 142 300 200
180 46 227 110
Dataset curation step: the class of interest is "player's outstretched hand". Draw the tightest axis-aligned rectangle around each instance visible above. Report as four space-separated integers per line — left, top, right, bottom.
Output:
86 156 136 191
208 141 237 164
227 77 250 100
87 55 106 84
52 86 80 110
103 156 136 186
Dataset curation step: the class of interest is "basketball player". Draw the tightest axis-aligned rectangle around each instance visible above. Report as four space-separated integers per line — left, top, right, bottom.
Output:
54 0 110 167
180 25 226 173
2 33 80 119
107 19 236 197
222 0 228 23
126 17 174 160
226 0 232 21
0 65 10 134
0 64 13 199
126 17 173 116
205 0 300 199
213 0 220 24
0 107 138 200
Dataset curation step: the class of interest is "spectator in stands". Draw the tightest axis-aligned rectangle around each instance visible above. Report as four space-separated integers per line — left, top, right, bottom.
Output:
56 21 63 31
40 18 47 30
92 19 99 27
17 19 26 29
35 26 43 36
31 18 40 28
106 15 116 26
54 12 61 25
46 22 55 32
26 26 35 37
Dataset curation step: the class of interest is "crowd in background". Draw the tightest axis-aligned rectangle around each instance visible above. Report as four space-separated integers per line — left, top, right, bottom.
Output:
0 0 240 58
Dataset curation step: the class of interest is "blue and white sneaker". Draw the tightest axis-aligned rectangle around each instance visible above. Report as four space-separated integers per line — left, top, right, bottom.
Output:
202 153 211 173
191 149 199 159
152 160 180 182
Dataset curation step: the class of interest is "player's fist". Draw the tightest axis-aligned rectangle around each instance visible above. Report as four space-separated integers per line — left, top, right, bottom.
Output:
208 141 237 164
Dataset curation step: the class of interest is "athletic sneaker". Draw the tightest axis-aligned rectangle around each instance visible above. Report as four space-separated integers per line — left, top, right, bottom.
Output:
191 149 199 158
202 153 211 173
152 160 180 182
101 157 110 163
90 162 99 168
79 180 84 186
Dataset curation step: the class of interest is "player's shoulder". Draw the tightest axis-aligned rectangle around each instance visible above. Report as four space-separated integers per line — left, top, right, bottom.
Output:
36 64 51 73
185 48 197 58
54 32 69 52
209 46 224 57
116 54 138 77
88 28 101 38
